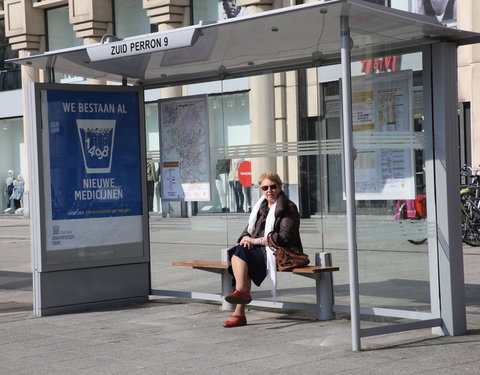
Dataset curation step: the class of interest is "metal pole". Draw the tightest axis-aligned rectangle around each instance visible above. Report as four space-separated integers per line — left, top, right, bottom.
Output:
340 15 361 351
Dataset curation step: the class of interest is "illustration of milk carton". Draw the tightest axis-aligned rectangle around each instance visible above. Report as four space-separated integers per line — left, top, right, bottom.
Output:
76 119 116 174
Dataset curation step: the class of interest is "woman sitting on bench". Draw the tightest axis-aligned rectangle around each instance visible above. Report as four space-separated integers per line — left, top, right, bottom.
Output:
223 172 303 327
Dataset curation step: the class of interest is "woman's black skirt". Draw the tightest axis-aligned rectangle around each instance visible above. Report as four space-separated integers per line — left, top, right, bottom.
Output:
228 245 267 287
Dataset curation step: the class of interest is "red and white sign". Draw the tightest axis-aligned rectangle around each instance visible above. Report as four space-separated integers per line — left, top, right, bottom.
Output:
360 56 399 75
238 161 252 187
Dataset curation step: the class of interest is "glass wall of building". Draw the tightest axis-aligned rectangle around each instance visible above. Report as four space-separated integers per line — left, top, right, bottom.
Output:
0 18 20 91
113 0 155 37
0 117 25 213
46 6 83 84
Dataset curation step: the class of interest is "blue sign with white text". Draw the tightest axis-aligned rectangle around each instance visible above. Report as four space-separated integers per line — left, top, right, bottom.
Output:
46 90 142 220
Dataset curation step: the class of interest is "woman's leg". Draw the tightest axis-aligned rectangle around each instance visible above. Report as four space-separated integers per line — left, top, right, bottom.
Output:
232 276 251 316
224 255 252 324
231 255 251 292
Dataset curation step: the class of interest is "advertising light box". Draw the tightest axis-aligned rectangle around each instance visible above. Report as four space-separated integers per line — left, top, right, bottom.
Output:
41 88 144 255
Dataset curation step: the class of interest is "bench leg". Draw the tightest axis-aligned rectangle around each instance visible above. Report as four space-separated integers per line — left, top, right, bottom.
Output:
221 248 234 310
316 252 335 320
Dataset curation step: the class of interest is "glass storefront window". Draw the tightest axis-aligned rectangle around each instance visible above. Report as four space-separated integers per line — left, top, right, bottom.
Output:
47 6 82 51
46 6 83 83
0 118 25 212
390 0 414 11
113 0 155 38
0 19 20 91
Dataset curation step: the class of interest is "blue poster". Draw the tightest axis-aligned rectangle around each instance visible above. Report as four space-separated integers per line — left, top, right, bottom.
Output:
46 90 142 221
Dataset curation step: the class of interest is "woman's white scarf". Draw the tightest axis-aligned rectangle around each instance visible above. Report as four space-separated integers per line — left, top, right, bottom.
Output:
247 195 278 301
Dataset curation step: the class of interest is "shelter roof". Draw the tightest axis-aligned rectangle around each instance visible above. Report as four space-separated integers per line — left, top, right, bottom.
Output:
10 0 480 88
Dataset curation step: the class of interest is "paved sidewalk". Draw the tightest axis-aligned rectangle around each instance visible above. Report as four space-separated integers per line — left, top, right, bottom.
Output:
1 216 480 374
1 297 480 374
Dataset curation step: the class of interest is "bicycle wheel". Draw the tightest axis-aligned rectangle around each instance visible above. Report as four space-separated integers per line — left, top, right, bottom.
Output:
462 211 480 246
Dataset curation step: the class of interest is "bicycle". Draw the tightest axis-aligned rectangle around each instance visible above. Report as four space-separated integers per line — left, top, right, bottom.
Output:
460 165 480 246
393 195 428 245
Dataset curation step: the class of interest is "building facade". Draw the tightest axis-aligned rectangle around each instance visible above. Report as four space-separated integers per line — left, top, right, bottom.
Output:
0 0 465 215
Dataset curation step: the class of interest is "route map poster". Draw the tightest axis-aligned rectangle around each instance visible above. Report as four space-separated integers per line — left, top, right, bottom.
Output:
42 89 143 251
159 95 210 201
351 71 415 200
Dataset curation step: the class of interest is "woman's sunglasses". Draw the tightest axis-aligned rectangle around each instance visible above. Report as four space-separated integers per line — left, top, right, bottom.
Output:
260 184 277 191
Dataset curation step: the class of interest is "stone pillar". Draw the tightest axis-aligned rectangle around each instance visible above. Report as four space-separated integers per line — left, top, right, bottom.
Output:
143 0 190 31
4 0 45 217
70 0 112 84
274 73 287 181
457 0 480 165
70 0 112 41
286 71 299 187
250 74 276 180
238 0 275 183
4 0 44 51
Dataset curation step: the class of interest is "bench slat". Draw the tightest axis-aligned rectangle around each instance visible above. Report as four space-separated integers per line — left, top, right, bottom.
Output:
292 265 339 273
172 260 228 269
172 260 339 273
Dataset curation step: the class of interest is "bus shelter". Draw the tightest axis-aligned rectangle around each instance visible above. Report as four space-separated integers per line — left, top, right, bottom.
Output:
11 0 480 351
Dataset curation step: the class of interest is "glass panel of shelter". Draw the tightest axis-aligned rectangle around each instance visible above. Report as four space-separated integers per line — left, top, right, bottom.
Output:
146 73 325 302
147 51 435 317
352 51 432 315
316 50 433 316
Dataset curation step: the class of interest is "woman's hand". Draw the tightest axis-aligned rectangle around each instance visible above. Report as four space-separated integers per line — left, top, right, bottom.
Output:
238 236 265 249
238 236 253 249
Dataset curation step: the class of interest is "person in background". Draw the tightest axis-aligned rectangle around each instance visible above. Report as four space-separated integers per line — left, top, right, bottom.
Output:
146 161 157 212
229 158 245 212
3 170 14 213
215 159 230 213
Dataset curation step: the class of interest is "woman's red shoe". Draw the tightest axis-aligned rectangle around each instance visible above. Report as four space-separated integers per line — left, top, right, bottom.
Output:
223 314 247 327
224 290 252 305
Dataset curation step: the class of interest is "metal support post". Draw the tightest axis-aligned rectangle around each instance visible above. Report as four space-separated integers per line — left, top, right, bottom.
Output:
340 15 361 351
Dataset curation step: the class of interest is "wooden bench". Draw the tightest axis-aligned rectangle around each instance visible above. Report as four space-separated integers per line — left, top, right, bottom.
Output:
172 250 339 320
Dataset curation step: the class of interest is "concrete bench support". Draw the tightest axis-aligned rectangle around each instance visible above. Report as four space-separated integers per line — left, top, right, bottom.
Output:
221 248 234 310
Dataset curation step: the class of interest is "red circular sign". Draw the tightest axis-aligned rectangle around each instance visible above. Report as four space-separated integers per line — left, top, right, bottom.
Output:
238 161 252 187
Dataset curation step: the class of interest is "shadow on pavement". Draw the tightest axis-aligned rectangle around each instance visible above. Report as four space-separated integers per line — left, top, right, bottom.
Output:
0 270 32 291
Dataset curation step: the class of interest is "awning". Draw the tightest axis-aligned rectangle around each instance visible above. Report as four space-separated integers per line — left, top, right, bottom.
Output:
9 0 480 88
